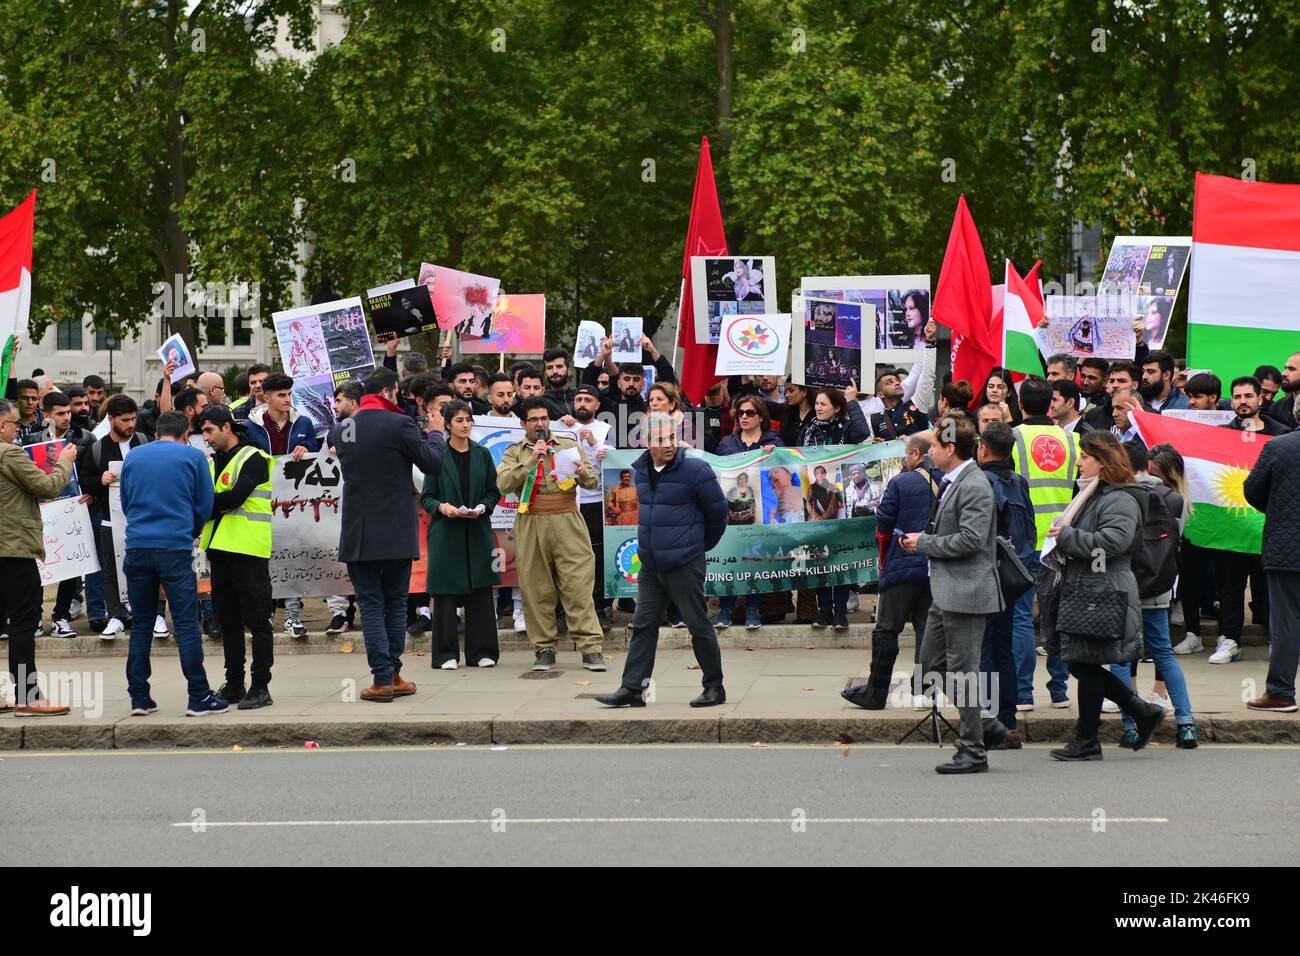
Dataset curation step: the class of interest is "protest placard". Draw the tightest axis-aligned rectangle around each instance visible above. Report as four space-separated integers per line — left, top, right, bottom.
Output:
601 442 904 598
461 292 545 355
37 497 100 585
419 262 500 336
274 298 373 436
1099 236 1191 350
158 332 197 383
24 439 80 498
1162 408 1237 426
715 312 791 377
573 320 605 368
270 451 349 599
689 256 777 344
611 317 643 363
1040 295 1136 360
366 278 437 339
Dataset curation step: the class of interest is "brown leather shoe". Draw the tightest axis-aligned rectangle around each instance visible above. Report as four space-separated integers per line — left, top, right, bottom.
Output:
360 683 394 703
391 673 417 697
1247 694 1298 713
987 729 1023 750
15 700 71 716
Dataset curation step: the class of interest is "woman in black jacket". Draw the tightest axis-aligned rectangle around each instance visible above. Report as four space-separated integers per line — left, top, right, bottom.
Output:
1040 431 1165 760
799 388 851 446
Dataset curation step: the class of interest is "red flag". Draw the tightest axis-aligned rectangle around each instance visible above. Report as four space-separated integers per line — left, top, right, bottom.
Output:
0 189 36 387
932 195 995 405
674 137 728 405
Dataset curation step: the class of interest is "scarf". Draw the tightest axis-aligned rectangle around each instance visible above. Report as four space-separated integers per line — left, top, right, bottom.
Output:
801 416 845 446
1044 476 1099 581
517 436 577 514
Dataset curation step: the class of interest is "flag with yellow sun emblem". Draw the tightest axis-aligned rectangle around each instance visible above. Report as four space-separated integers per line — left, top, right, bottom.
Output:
1132 410 1271 554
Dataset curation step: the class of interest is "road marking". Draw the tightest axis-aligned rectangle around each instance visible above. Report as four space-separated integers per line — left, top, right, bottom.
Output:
172 816 1169 828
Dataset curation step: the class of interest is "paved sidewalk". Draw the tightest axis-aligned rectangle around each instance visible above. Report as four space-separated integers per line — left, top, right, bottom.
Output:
3 635 1292 750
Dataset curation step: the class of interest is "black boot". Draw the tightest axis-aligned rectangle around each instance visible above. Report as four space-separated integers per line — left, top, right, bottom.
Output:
1050 737 1103 761
1128 696 1167 751
841 682 888 710
936 745 988 774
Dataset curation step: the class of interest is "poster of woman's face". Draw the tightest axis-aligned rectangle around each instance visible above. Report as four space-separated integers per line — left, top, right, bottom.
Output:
760 465 806 525
1140 295 1174 350
882 289 929 350
719 469 759 525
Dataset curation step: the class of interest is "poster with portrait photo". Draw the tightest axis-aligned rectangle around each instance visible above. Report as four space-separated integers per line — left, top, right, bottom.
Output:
366 278 437 339
881 288 931 351
801 341 860 390
841 460 890 518
603 466 640 527
801 274 929 359
1139 243 1191 297
639 364 656 401
760 465 806 525
1137 295 1176 351
805 465 844 521
24 439 80 499
689 255 777 344
1040 296 1135 360
718 469 760 527
291 375 337 438
1097 235 1191 299
611 317 643 363
276 298 373 382
573 321 605 369
799 299 867 389
157 332 197 383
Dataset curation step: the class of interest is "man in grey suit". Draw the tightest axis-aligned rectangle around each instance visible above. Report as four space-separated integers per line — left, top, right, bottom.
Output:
900 413 1012 773
331 367 446 703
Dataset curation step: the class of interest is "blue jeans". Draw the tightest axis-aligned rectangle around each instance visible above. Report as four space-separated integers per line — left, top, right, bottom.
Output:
718 595 760 625
348 558 412 684
1011 588 1070 703
1110 607 1193 729
124 548 210 706
981 606 1017 730
85 569 105 622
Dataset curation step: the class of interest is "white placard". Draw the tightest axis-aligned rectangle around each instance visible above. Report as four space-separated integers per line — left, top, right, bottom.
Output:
714 312 791 377
1161 408 1236 426
270 451 350 599
158 332 197 383
574 320 605 369
611 317 643 363
690 256 778 344
37 498 100 585
1040 296 1137 361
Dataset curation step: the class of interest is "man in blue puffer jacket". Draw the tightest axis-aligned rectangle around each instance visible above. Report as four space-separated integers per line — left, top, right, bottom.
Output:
596 412 728 708
843 432 940 709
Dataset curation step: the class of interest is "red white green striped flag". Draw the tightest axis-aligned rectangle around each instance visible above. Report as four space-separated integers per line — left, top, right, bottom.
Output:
1131 409 1271 554
1000 259 1044 375
1188 173 1300 383
0 190 35 387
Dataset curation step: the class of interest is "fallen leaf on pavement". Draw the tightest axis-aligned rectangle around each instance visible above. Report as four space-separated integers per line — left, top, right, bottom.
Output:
751 742 769 748
575 680 591 686
687 664 701 670
745 646 757 652
805 645 816 650
231 745 244 752
842 748 851 758
802 687 814 692
339 642 354 654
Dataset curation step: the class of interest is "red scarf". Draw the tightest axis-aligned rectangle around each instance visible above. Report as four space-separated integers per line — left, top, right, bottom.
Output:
359 393 404 414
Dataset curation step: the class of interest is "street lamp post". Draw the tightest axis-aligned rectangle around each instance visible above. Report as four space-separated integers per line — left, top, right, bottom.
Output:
105 334 118 391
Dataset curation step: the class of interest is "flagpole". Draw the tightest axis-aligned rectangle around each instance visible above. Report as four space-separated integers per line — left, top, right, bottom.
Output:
671 276 685 377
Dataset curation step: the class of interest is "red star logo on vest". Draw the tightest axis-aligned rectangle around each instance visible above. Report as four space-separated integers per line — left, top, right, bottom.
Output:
1030 434 1067 472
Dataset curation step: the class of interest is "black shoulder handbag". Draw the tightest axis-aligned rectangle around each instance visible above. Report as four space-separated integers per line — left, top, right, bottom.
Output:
1056 582 1127 640
996 536 1036 605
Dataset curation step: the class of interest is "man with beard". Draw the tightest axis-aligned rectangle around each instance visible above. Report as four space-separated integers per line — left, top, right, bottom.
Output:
496 397 606 671
485 373 517 417
82 375 106 423
868 370 929 440
446 362 491 415
65 386 93 431
542 348 577 418
581 334 677 446
573 385 613 626
1226 375 1292 438
842 462 881 517
1140 350 1189 412
1264 351 1300 430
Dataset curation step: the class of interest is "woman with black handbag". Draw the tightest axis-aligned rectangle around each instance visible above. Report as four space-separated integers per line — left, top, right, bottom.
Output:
1039 430 1166 761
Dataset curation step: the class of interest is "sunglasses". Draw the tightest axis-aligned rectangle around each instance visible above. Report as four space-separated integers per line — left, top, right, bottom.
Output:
737 409 759 417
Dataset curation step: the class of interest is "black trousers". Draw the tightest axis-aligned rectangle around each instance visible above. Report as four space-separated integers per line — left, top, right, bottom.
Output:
866 580 932 699
95 522 128 620
579 501 610 610
621 556 723 693
52 577 79 620
0 557 43 704
1070 662 1143 739
1216 549 1267 641
1177 538 1210 636
432 588 499 667
209 551 274 689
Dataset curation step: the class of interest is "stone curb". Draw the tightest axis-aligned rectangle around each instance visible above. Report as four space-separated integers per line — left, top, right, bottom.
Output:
3 711 1296 749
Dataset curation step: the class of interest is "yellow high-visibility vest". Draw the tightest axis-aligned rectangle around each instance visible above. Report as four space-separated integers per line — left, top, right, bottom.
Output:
1011 423 1079 549
200 444 273 558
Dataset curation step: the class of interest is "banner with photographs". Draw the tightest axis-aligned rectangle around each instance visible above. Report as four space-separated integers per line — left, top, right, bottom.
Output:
1098 235 1191 350
273 297 373 436
472 415 579 530
419 262 501 336
366 278 437 339
462 292 546 356
601 442 905 598
1040 295 1137 360
792 275 930 389
714 312 792 377
37 497 100 585
689 256 777 344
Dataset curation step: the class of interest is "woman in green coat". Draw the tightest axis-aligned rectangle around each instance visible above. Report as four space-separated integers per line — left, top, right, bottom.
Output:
420 400 501 669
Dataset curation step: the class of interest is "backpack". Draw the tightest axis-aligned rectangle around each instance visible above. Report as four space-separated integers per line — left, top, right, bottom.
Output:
1133 482 1180 599
987 470 1037 568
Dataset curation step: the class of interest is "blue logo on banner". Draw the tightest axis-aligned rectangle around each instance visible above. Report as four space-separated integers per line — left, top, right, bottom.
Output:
614 537 640 584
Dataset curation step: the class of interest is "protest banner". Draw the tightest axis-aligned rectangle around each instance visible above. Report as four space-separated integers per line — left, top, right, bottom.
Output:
461 292 545 355
157 332 197 383
1099 235 1191 350
573 320 605 368
419 262 500 336
1040 295 1136 360
601 441 905 598
714 312 791 377
37 497 100 585
1162 408 1237 426
366 278 437 338
689 255 777 344
273 298 373 437
269 451 349 599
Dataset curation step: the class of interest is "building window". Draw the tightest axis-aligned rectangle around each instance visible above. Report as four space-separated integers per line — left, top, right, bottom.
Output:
206 314 227 346
232 314 253 346
95 329 115 351
56 319 83 351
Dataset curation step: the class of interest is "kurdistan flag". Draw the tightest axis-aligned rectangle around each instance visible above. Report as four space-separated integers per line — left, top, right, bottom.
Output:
1188 173 1300 383
1131 410 1271 555
0 190 36 386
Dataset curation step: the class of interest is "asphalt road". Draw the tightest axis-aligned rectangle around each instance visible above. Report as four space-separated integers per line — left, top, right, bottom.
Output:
2 744 1294 866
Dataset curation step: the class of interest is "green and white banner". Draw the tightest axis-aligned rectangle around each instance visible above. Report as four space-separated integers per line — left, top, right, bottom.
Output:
601 442 906 598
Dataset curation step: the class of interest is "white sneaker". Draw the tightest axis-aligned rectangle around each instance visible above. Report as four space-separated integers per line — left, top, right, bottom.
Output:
1051 698 1071 709
35 619 44 637
476 658 496 668
439 659 458 670
1173 632 1203 655
1034 645 1047 657
418 606 432 621
52 618 77 639
153 615 169 637
101 617 125 640
513 610 527 633
1016 702 1034 712
1208 637 1241 664
68 599 83 620
1101 699 1120 713
1145 691 1174 712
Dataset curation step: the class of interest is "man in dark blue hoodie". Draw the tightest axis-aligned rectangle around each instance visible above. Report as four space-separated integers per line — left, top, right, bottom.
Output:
596 412 728 708
119 411 225 717
843 433 939 709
